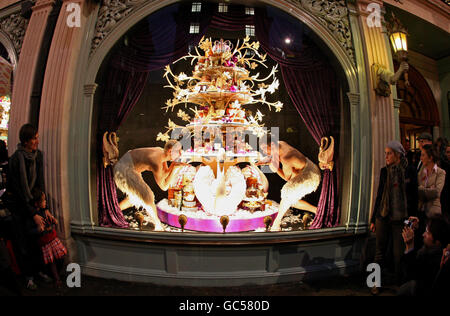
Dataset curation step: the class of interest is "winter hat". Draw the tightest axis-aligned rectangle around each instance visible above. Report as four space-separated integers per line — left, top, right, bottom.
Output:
387 140 406 156
418 132 432 141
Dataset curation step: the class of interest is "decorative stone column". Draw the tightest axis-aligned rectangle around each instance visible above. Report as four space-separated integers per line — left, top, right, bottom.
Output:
346 92 361 230
356 0 397 216
393 98 402 141
346 2 373 233
69 83 98 233
8 0 55 153
38 0 94 260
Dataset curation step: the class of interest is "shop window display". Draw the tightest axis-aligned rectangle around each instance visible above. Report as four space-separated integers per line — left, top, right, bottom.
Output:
0 96 10 143
95 3 344 234
0 52 12 144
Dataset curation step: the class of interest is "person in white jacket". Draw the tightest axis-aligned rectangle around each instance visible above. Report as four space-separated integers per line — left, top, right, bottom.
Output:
418 144 446 218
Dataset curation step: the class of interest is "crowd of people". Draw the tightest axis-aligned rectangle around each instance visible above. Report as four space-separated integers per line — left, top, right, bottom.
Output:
371 132 450 296
0 124 66 295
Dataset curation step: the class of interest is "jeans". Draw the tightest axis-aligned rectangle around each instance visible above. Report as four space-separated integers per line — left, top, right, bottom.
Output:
375 218 405 283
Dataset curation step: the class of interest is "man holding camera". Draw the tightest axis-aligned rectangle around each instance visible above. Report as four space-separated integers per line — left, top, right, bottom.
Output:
399 216 450 296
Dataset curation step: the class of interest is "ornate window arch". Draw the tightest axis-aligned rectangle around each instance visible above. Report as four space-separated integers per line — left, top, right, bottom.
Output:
87 0 358 92
68 0 365 237
0 31 18 144
395 61 440 149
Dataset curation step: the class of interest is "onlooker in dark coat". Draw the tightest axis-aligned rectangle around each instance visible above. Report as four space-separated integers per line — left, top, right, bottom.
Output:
431 244 450 295
0 238 21 296
405 139 417 169
0 194 22 296
416 132 433 172
5 124 45 290
398 216 450 296
436 137 448 166
0 140 8 189
445 144 450 162
0 140 7 164
439 145 450 220
370 141 418 284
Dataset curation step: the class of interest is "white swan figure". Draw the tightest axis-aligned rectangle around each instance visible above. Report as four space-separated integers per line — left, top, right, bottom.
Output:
194 165 246 216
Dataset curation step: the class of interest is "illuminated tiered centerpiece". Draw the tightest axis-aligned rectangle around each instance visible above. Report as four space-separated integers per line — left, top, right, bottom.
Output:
156 37 283 232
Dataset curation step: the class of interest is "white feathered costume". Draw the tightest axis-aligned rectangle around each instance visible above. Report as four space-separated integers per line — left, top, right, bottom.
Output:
272 158 321 231
113 151 163 230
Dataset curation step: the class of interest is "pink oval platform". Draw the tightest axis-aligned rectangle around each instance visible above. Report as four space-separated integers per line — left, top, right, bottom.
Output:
156 199 278 233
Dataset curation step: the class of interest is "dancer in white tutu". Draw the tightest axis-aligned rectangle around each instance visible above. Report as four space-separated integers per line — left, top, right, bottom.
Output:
113 140 184 230
259 141 321 231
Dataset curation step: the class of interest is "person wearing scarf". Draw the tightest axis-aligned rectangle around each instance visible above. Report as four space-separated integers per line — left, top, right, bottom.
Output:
370 140 418 287
6 124 45 290
440 145 450 221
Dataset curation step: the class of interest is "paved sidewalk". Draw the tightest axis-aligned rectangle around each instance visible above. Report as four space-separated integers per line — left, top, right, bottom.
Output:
1 273 397 296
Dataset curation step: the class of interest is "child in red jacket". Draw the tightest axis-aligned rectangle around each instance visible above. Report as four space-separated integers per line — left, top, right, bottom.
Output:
31 189 67 287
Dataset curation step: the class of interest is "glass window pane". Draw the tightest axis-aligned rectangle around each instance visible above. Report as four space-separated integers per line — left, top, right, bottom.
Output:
218 3 228 13
245 25 255 37
189 22 200 34
97 2 347 235
192 2 201 12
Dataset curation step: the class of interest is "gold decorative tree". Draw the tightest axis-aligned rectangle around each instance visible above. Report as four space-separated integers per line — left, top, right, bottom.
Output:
156 37 283 226
157 36 283 144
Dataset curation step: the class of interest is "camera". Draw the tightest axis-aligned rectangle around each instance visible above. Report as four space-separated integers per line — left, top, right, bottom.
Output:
404 219 413 228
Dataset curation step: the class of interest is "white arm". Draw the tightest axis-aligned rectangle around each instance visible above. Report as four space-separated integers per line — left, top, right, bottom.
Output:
388 61 409 84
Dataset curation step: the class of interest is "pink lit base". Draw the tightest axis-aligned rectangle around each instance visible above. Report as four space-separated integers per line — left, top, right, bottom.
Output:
156 199 278 233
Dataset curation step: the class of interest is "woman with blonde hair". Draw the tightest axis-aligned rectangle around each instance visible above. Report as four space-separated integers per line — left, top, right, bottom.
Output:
370 140 418 286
